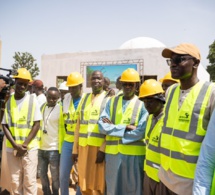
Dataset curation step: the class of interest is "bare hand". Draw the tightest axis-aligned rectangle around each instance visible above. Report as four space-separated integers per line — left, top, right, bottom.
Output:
125 125 136 131
102 117 113 124
72 154 78 163
95 150 105 164
15 144 28 157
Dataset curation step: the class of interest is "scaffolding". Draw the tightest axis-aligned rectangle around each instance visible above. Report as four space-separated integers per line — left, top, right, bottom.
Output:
80 59 144 85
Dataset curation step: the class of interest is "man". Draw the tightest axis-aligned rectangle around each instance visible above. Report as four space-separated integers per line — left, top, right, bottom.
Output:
159 72 179 92
32 79 47 107
98 68 148 195
58 81 69 103
32 79 46 178
103 77 115 97
193 110 215 194
2 68 42 195
60 72 84 195
72 71 109 195
115 76 123 96
158 43 215 195
39 87 65 195
139 79 165 195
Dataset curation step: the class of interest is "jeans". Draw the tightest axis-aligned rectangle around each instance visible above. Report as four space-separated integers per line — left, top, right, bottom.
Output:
60 141 82 195
38 150 60 195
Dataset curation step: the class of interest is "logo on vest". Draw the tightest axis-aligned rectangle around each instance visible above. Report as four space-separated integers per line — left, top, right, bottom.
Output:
123 118 131 124
152 135 159 143
91 109 98 116
179 112 190 122
18 116 26 122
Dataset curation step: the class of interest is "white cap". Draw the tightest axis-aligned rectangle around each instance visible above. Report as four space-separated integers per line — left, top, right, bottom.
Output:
59 81 68 90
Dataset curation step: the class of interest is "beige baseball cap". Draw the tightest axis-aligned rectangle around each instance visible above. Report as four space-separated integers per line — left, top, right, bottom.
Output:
162 43 201 60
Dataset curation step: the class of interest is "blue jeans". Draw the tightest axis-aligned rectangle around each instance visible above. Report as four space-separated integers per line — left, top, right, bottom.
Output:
38 150 60 195
60 141 81 195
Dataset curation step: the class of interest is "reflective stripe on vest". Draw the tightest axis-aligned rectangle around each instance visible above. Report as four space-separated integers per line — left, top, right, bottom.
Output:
144 114 163 182
5 94 40 149
64 99 76 143
160 81 212 179
79 92 108 147
106 95 145 155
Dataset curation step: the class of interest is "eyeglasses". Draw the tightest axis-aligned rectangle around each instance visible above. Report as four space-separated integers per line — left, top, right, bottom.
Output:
166 56 195 66
122 83 135 87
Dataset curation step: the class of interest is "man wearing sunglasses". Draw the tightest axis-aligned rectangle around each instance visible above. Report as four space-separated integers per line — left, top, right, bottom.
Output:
158 43 215 195
98 68 148 195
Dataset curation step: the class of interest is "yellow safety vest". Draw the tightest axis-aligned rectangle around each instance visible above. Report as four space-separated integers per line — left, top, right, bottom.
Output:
106 95 145 155
5 94 40 149
160 81 212 179
211 170 215 195
144 114 163 182
40 102 65 153
79 91 109 147
64 94 85 143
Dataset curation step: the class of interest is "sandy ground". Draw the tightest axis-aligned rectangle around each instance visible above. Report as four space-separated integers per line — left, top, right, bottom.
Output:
37 176 77 195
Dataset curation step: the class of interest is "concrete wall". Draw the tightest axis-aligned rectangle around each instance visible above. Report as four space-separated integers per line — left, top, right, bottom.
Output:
41 47 170 92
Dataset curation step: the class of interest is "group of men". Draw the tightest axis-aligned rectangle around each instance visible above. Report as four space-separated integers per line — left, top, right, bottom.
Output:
0 42 215 195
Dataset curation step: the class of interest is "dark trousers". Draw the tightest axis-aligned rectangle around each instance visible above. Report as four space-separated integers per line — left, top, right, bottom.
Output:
159 181 178 195
143 173 160 195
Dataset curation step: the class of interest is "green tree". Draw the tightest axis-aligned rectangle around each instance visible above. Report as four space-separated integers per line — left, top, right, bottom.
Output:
206 40 215 81
12 52 40 79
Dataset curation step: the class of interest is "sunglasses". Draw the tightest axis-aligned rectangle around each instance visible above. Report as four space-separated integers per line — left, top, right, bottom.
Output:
166 56 195 66
122 83 135 87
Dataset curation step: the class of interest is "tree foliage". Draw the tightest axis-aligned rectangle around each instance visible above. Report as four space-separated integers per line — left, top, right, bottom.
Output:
206 40 215 81
12 52 40 79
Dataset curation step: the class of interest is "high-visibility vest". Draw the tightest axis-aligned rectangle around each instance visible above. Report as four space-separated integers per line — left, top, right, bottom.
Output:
210 170 215 195
106 95 145 155
5 94 40 149
63 94 85 143
160 81 213 179
40 102 65 153
79 91 109 147
144 114 163 182
64 101 75 142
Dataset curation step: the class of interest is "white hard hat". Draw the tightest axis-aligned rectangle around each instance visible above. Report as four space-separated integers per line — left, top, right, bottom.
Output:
59 81 68 90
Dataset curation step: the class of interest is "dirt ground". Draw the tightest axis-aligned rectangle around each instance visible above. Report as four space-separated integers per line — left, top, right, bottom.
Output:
37 177 76 195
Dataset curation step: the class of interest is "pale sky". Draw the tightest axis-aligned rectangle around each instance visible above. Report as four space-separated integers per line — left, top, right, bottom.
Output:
0 0 214 77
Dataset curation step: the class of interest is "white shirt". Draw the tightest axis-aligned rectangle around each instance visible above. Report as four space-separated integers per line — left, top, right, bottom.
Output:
37 93 47 107
63 93 71 113
40 104 60 151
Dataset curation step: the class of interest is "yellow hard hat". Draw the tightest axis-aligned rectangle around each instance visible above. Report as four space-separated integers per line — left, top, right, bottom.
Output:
159 72 179 83
13 68 32 81
139 79 164 98
120 68 140 82
66 72 84 87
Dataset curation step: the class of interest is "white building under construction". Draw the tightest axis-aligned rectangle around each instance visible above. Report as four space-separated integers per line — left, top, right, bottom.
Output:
40 37 210 92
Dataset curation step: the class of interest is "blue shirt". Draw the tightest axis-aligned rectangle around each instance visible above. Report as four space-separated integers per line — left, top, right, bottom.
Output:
193 109 215 195
73 97 81 110
98 97 148 144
